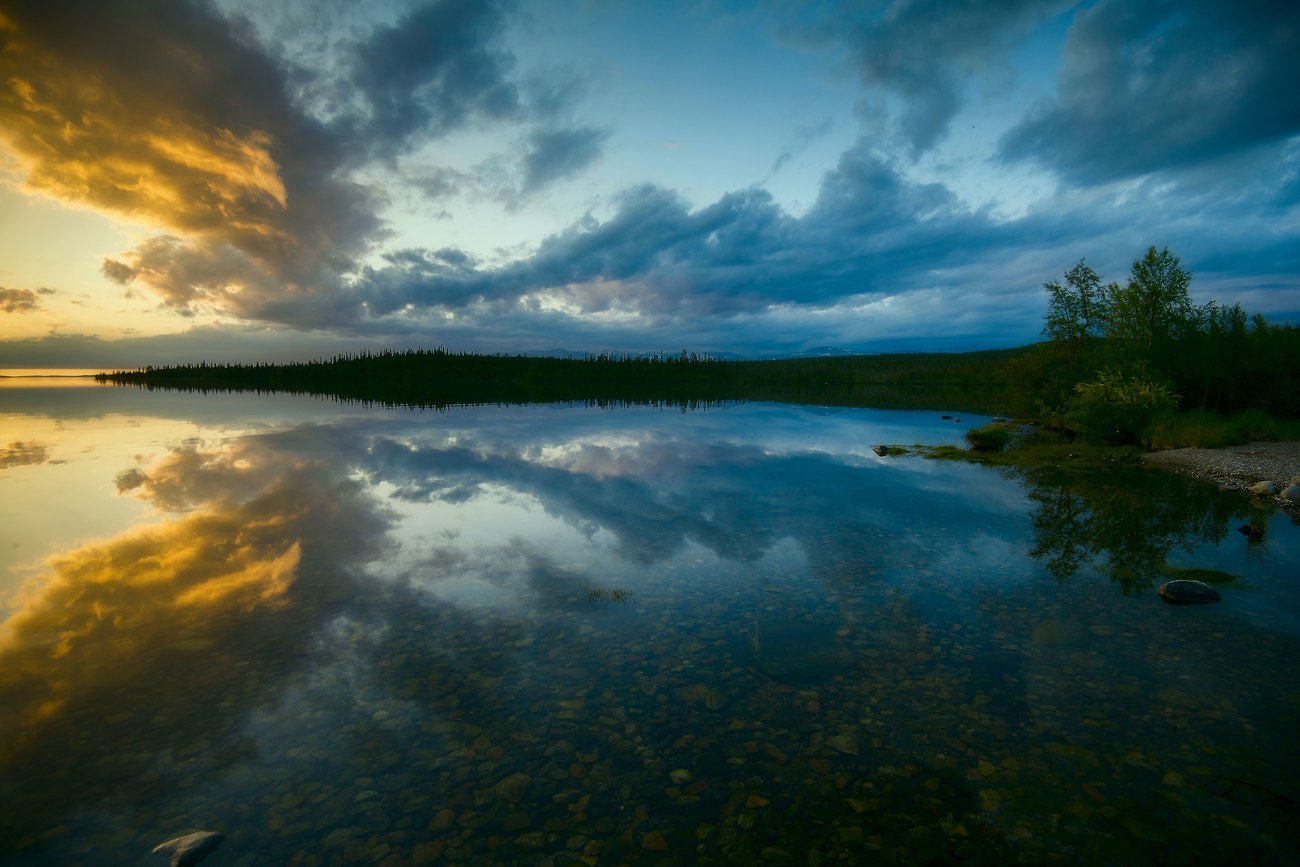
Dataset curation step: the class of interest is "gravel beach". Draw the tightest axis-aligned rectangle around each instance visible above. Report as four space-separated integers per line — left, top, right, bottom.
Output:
1141 441 1300 514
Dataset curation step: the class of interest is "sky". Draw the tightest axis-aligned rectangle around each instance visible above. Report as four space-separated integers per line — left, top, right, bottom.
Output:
0 0 1297 367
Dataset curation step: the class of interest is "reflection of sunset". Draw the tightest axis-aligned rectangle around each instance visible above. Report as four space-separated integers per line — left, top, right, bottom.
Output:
0 432 385 767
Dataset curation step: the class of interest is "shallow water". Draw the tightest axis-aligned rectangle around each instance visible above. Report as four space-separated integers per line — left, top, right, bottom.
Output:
1 386 1297 865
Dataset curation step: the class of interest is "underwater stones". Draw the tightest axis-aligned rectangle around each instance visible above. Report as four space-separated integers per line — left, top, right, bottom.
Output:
677 683 731 710
1158 579 1222 605
493 772 532 804
152 831 224 867
670 768 692 784
1031 618 1087 647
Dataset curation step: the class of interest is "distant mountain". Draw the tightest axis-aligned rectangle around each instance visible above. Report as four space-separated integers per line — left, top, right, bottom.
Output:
786 345 860 358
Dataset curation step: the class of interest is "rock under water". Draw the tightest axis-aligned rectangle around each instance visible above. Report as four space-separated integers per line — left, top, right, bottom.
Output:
152 831 224 867
1158 579 1222 605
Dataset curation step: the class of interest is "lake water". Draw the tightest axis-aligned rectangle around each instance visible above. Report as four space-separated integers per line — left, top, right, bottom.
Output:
1 384 1298 865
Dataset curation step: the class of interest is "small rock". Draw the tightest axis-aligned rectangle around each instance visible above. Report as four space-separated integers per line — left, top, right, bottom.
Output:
152 831 224 867
1158 579 1222 605
1249 480 1277 496
641 831 669 851
1281 484 1300 501
670 769 692 784
494 772 531 804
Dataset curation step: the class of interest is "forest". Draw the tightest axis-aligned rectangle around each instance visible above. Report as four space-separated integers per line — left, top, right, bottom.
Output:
97 246 1299 443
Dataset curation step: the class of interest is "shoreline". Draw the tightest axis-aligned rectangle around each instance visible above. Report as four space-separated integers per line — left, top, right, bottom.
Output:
1141 441 1300 516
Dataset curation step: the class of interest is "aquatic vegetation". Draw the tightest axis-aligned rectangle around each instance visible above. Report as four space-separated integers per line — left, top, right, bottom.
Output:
965 424 1013 452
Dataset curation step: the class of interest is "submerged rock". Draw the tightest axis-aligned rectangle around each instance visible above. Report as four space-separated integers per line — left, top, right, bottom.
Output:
1158 579 1222 605
1161 567 1239 585
152 831 224 867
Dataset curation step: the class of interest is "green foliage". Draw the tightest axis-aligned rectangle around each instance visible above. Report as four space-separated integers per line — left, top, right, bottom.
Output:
1042 259 1107 349
1146 409 1300 449
965 424 1012 452
1067 366 1177 445
1104 245 1194 348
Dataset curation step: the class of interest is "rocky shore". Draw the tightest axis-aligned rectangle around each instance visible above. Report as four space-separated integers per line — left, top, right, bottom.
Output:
1142 441 1300 515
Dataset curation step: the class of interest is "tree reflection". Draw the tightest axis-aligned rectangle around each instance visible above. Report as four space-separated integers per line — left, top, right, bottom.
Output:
1016 465 1251 593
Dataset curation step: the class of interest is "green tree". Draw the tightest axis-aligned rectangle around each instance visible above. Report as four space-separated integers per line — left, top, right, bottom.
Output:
1104 245 1193 349
1042 258 1107 350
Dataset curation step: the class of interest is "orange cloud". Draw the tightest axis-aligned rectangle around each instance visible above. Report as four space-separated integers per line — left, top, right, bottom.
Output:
0 3 378 322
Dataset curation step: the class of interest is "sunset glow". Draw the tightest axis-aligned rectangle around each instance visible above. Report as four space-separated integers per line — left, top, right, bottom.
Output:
1 0 1297 367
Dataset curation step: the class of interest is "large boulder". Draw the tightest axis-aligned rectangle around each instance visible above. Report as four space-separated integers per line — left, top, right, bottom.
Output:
1158 579 1222 605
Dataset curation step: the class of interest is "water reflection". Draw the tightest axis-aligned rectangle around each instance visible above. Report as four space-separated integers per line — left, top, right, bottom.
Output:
1018 464 1257 593
0 399 1296 864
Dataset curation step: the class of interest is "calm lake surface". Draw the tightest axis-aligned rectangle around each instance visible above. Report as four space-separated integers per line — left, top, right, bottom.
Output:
1 383 1298 865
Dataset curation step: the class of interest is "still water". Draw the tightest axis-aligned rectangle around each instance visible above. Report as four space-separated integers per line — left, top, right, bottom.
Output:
1 384 1297 865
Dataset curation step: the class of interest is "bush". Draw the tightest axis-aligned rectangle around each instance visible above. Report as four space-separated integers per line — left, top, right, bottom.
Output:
965 424 1012 451
1068 366 1177 445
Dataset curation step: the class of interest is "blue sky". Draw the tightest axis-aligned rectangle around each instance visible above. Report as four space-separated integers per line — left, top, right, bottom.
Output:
0 0 1297 366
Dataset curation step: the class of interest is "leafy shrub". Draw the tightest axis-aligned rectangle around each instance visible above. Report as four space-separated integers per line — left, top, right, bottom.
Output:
1068 366 1177 445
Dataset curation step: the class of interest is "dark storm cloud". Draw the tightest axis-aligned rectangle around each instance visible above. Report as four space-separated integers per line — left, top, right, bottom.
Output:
809 0 1067 155
999 0 1300 184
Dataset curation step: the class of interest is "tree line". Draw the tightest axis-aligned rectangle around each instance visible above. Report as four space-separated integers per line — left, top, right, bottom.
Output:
1021 245 1299 443
96 246 1296 440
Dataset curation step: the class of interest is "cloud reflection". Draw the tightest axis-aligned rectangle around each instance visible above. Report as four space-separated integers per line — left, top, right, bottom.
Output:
0 431 392 839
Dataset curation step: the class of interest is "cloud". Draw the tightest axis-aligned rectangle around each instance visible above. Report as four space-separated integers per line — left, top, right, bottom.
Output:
517 125 608 197
0 287 41 313
346 0 524 156
999 0 1300 184
807 0 1067 156
357 142 1002 320
0 0 383 322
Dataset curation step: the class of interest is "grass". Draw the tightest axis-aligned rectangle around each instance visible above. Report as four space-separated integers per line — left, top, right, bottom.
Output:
1146 409 1300 450
964 424 1013 452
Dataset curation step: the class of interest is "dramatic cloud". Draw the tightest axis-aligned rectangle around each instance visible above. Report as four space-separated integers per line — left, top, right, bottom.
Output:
0 0 380 321
347 0 523 155
1000 0 1300 184
357 142 1018 322
0 0 1295 359
813 0 1067 155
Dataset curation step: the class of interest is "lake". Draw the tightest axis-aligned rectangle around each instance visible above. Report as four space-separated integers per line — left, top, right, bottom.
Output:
1 383 1297 865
